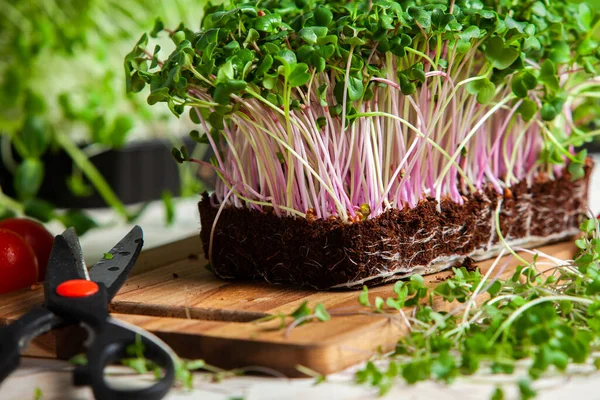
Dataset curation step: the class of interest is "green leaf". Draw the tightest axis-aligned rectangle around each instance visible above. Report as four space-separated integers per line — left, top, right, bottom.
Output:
23 199 55 223
121 358 148 374
576 237 588 250
239 4 258 17
109 115 134 148
431 9 455 31
147 87 171 105
408 6 431 29
485 37 520 70
209 113 225 130
317 35 338 46
275 50 297 76
431 351 457 381
531 2 547 17
213 80 247 104
172 147 186 164
511 71 537 98
291 301 311 320
289 63 311 87
217 61 235 83
223 40 241 55
314 7 333 26
189 130 208 144
150 18 164 38
171 31 186 46
541 96 565 121
314 303 330 321
518 379 537 400
466 78 496 104
549 41 571 64
2 66 23 106
490 387 504 400
405 63 425 83
66 172 93 197
68 354 88 366
162 190 175 225
579 3 593 32
359 285 370 307
24 90 46 115
581 218 596 233
244 28 260 48
256 54 274 77
539 60 560 92
398 73 415 95
460 26 481 41
375 297 384 311
299 27 328 45
386 297 403 310
255 14 282 33
347 75 364 101
578 39 598 56
14 158 44 200
186 359 206 370
402 358 431 383
517 99 538 121
18 116 49 158
60 210 98 236
569 150 587 181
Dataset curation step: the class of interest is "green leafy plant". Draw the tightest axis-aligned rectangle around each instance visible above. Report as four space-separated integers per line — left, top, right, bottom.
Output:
0 0 207 232
129 0 599 231
254 300 330 332
349 213 600 398
69 335 249 391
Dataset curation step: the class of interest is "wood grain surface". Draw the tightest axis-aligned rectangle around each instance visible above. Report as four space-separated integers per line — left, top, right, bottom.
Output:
0 236 577 376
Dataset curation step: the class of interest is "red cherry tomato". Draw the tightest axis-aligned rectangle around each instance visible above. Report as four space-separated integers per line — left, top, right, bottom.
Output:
0 229 39 294
0 218 54 281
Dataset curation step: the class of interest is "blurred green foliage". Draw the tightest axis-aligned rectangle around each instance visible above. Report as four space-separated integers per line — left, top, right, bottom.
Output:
0 0 207 233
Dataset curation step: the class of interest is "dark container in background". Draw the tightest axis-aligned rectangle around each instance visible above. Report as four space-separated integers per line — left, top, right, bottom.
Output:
0 137 209 208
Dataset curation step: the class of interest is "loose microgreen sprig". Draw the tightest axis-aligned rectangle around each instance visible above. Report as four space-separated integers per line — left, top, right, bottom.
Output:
69 336 249 391
353 215 600 398
128 0 600 225
254 300 331 333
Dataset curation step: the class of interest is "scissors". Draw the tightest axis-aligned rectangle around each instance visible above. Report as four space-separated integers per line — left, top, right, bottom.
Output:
0 226 176 400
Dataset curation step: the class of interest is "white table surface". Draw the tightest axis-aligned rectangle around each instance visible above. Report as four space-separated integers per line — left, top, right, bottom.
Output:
2 156 600 400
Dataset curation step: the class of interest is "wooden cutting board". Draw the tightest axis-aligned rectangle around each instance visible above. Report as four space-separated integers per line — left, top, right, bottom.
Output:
0 236 577 377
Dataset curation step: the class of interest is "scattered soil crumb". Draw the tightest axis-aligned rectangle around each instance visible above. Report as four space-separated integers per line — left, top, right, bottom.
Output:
461 257 478 272
172 273 179 279
433 273 453 283
188 254 199 261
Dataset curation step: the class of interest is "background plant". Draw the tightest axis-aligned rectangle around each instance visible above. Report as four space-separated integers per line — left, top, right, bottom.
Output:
0 0 208 232
128 0 600 223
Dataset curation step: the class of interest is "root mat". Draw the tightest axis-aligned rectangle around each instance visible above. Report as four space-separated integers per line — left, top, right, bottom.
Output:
0 236 576 377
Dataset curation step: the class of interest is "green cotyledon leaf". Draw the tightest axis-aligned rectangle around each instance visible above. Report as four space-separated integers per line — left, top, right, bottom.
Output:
466 78 496 104
485 36 520 70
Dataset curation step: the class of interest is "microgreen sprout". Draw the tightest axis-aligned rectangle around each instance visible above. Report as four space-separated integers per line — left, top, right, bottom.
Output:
128 0 600 223
253 300 331 334
352 214 600 398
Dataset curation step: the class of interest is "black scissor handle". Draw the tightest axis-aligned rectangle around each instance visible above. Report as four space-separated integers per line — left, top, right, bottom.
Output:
0 307 61 384
74 318 176 400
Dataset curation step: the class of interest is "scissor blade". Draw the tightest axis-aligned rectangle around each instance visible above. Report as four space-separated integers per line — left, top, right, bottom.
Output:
88 225 143 301
44 228 89 297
